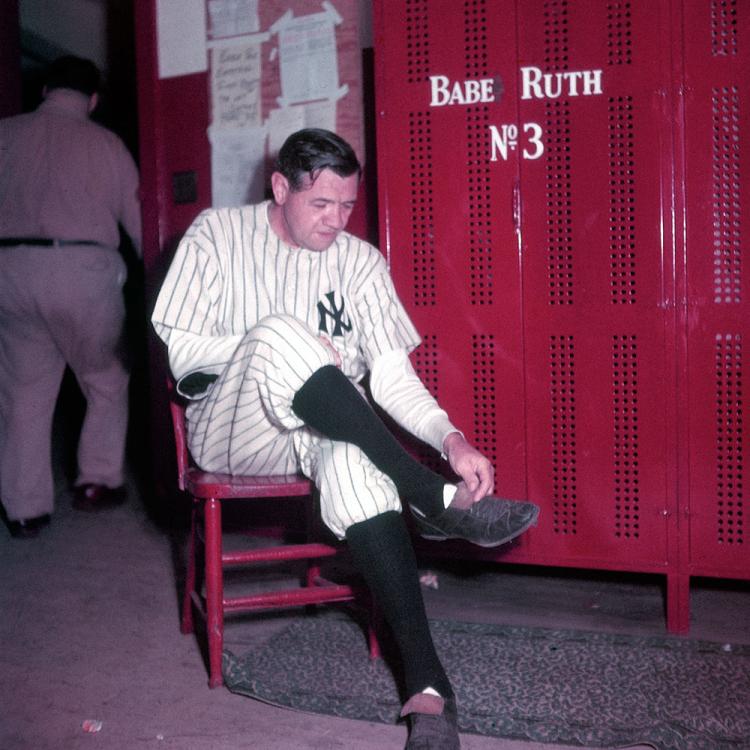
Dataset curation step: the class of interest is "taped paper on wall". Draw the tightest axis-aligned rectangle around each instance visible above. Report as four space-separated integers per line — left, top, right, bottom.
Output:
156 0 207 79
266 99 337 157
211 41 262 128
209 125 267 208
208 0 260 39
270 2 348 107
204 0 361 207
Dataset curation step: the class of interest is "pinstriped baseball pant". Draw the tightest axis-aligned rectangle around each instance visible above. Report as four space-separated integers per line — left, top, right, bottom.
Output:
185 314 402 538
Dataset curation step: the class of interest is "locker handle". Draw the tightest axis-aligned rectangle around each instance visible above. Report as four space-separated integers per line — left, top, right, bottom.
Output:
512 181 521 234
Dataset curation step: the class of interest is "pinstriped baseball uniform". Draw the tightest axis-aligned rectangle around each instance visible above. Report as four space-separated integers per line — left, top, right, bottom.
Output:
152 200 430 537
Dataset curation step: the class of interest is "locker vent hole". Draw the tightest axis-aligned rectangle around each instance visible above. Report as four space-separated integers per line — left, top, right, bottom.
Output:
613 335 640 539
409 111 436 307
468 107 493 306
546 101 573 305
463 0 488 79
464 0 492 306
413 334 442 473
711 0 738 57
543 1 569 71
413 333 439 401
551 335 577 534
607 1 632 66
712 87 741 304
473 334 498 471
406 0 431 84
715 333 744 545
609 96 637 305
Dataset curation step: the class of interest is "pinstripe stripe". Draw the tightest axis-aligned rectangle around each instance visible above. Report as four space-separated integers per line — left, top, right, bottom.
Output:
158 248 192 326
326 448 354 528
314 441 399 536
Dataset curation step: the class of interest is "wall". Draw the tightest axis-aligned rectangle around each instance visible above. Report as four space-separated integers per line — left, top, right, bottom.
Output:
19 0 107 69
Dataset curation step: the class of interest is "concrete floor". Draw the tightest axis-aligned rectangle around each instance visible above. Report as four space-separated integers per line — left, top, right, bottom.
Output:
3 403 750 750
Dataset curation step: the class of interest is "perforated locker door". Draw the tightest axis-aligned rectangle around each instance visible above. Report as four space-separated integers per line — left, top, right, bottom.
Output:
515 1 675 565
375 0 676 567
375 1 529 505
681 0 750 576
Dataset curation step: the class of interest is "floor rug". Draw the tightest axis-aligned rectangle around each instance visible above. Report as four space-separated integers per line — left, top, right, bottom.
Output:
223 615 750 749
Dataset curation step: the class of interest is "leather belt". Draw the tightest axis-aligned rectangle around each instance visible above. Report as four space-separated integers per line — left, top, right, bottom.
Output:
0 237 103 248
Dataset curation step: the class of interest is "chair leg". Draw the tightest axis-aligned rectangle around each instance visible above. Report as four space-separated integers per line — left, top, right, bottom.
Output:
180 501 198 634
306 563 321 587
366 591 381 660
204 497 225 688
367 622 381 661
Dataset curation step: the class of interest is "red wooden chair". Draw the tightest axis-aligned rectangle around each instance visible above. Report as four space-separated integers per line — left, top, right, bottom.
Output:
168 380 379 687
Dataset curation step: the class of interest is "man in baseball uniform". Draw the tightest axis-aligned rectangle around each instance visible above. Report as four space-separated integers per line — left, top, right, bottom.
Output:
152 129 538 749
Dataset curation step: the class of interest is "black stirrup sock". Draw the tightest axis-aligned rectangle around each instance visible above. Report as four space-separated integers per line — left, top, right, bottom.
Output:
346 511 453 699
292 365 446 516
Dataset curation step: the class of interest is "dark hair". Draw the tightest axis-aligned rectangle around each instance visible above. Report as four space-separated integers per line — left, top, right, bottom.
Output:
44 56 101 96
275 128 361 191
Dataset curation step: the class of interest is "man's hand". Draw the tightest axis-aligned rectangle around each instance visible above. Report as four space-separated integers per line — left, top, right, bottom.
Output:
442 431 494 502
318 335 342 368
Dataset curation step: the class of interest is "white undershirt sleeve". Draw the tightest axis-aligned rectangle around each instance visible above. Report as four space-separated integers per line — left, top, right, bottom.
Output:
369 348 460 455
154 325 243 399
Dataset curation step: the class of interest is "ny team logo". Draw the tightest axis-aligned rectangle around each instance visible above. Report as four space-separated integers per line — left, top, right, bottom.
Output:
317 291 352 337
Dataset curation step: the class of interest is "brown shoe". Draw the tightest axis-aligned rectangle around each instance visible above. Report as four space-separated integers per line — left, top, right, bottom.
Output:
5 514 51 539
72 484 127 512
401 693 460 749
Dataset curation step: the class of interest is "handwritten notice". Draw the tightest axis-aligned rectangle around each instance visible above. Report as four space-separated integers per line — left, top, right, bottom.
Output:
211 41 262 128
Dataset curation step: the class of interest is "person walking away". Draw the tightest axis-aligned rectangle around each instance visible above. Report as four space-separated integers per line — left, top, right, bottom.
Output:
0 55 142 538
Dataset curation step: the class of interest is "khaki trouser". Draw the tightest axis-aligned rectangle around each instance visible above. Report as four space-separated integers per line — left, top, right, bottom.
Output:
0 245 129 521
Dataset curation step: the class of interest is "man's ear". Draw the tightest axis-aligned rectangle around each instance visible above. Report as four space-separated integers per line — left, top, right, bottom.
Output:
88 92 99 114
270 172 289 205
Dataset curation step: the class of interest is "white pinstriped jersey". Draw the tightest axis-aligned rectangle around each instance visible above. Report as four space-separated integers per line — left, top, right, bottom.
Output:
152 201 422 393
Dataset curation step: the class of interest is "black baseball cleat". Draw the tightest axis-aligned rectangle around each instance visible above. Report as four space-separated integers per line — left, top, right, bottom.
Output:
401 693 460 750
409 495 539 548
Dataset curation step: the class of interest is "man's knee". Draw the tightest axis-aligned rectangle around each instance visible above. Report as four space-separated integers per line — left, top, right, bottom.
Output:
241 314 334 374
315 442 401 538
250 314 318 348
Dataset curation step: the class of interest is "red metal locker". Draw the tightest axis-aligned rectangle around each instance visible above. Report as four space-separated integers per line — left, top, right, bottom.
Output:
681 0 749 579
374 0 749 633
515 1 674 569
375 0 528 505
